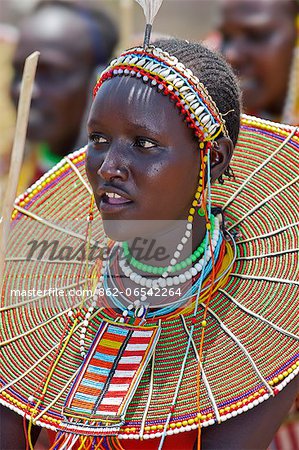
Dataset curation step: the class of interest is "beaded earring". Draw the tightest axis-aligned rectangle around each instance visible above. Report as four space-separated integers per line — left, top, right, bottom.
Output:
195 142 215 450
157 142 209 280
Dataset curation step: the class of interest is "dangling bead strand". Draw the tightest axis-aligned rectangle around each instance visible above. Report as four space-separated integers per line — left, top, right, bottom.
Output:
80 235 109 357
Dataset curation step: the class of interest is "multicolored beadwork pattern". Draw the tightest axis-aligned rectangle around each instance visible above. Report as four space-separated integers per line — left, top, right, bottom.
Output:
0 116 298 441
62 320 160 435
94 46 229 142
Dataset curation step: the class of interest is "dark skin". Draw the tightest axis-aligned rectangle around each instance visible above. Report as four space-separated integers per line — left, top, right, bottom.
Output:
11 6 96 157
219 0 297 118
86 76 231 245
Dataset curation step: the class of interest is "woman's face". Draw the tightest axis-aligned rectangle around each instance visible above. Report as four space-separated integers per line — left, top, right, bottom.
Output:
86 76 201 240
219 0 296 116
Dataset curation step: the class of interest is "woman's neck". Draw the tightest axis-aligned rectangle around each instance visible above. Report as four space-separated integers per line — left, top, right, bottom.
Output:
124 214 207 269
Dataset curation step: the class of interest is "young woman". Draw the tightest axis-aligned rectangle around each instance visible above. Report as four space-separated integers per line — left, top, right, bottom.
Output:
0 38 298 450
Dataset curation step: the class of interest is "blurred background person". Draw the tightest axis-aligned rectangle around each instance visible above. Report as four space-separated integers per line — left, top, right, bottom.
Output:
5 0 119 196
218 0 299 125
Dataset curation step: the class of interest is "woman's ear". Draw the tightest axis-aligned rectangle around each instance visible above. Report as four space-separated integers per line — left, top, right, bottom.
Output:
210 137 234 183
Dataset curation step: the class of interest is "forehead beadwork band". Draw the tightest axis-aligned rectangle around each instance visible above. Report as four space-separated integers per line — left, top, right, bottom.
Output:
94 45 229 144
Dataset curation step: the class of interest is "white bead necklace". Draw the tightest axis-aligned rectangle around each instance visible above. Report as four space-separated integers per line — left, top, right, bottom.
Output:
118 218 219 288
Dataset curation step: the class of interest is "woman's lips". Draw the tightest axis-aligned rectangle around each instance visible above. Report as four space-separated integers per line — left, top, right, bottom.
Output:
100 192 133 213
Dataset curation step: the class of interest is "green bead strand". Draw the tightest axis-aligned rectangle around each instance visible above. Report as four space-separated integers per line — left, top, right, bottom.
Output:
122 215 215 275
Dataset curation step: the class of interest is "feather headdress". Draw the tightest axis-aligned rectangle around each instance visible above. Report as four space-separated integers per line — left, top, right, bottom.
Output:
135 0 164 47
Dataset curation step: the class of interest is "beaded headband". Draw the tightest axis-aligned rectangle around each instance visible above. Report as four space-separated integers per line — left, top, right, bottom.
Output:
94 45 229 144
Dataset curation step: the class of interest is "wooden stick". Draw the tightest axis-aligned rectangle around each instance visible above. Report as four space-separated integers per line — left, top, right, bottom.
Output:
0 51 39 294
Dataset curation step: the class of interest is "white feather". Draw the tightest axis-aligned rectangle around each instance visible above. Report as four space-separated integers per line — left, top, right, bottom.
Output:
135 0 164 25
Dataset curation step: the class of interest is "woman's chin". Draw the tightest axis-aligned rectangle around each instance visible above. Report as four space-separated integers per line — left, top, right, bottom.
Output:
102 219 143 242
102 219 177 242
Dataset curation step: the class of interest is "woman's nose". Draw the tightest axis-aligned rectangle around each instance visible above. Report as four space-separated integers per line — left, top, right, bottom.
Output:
97 144 129 182
222 38 246 70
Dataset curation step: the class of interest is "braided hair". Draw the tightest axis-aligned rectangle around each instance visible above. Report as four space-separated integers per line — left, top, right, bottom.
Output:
154 38 241 146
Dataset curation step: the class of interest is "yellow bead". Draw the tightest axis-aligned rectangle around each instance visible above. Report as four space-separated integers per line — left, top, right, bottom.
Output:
207 413 213 419
195 192 201 200
199 142 204 149
188 215 194 223
202 320 207 327
268 380 274 386
283 371 288 378
176 422 182 428
292 364 297 370
188 419 194 425
151 425 157 431
182 421 188 426
157 425 164 430
206 223 211 230
288 368 292 374
170 423 176 429
192 200 198 207
273 377 279 384
278 374 283 381
73 158 78 164
203 156 208 162
189 208 195 215
20 201 25 207
145 426 151 431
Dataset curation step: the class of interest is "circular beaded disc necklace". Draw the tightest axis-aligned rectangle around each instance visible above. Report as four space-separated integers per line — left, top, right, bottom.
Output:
1 116 298 447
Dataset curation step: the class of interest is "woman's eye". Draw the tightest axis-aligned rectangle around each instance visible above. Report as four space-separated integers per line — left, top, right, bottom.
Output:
88 133 108 144
135 138 157 149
